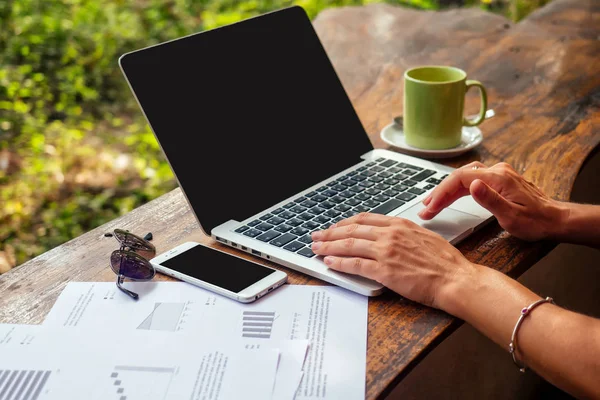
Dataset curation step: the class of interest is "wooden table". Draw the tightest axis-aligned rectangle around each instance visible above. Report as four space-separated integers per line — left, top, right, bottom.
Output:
1 0 598 398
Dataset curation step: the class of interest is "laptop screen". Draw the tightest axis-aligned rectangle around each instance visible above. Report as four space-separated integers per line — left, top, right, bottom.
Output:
119 6 373 234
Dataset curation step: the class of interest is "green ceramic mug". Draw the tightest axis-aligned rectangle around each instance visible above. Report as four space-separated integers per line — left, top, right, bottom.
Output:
403 65 488 150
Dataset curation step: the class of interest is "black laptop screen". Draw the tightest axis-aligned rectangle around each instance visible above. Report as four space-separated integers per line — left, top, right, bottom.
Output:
119 6 373 234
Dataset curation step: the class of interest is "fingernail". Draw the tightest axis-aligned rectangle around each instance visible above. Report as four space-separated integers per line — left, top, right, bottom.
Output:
324 256 334 266
423 195 432 205
330 223 337 229
311 231 322 240
312 241 322 250
417 209 426 218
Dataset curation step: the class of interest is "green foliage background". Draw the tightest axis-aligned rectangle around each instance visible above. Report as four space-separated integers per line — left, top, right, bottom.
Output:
0 0 548 270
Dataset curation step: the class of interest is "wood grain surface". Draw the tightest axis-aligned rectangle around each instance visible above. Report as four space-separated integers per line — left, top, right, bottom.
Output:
1 0 598 399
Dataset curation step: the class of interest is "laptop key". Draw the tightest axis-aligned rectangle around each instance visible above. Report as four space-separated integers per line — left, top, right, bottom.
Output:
408 187 426 195
334 204 351 212
374 183 390 190
275 224 292 233
370 199 405 215
270 233 296 247
298 234 313 244
316 186 328 192
260 213 273 221
353 205 370 213
354 193 371 201
392 184 409 192
350 174 367 181
366 162 377 167
369 166 385 172
312 194 328 202
357 166 367 171
341 179 357 187
411 169 437 182
345 198 361 206
235 226 249 233
287 218 303 227
343 210 359 218
308 206 326 215
297 247 315 258
332 217 344 223
290 205 307 214
384 178 400 186
257 230 281 242
378 171 393 178
403 169 417 176
362 200 381 208
403 180 418 187
279 210 296 219
322 189 338 197
426 178 443 185
383 189 400 197
397 192 417 202
243 228 262 238
267 216 285 225
271 208 284 215
248 219 261 227
375 157 386 162
339 190 355 199
294 196 307 203
359 180 375 188
330 196 346 204
283 202 295 209
368 176 384 183
283 241 305 252
388 166 402 173
365 188 380 196
298 213 314 221
395 174 410 181
373 194 390 203
313 215 330 224
424 184 436 190
321 222 333 229
324 209 342 218
305 191 318 198
398 163 423 171
302 221 320 230
349 185 365 193
380 159 397 167
300 200 318 208
290 227 309 236
317 201 333 210
256 223 274 231
331 184 346 192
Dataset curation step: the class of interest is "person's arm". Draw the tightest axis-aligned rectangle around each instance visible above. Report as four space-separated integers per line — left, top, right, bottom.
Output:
553 202 600 248
443 264 600 399
309 213 600 398
418 161 600 248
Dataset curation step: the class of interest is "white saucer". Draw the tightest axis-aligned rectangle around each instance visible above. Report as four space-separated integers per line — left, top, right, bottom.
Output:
380 123 483 159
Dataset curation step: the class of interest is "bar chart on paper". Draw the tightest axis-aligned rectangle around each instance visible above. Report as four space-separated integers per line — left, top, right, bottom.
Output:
241 311 275 339
0 369 52 400
108 365 176 400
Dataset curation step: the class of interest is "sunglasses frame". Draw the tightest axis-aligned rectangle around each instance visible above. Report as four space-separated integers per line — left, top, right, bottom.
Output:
110 229 156 300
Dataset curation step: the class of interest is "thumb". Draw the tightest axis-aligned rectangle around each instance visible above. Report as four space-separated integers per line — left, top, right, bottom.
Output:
470 179 512 217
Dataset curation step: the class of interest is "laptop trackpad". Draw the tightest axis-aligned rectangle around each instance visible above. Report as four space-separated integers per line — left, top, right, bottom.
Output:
394 203 483 241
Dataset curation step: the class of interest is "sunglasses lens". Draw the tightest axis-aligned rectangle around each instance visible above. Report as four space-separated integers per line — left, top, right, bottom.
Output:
113 229 156 257
110 251 155 280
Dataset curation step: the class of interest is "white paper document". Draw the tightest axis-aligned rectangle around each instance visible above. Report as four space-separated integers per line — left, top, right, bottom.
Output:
0 324 280 400
44 282 368 399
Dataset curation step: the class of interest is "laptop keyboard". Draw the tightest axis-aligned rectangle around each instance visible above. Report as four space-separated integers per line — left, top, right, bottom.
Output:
234 157 447 259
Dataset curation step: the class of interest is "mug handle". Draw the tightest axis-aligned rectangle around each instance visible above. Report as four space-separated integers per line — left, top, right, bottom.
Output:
463 80 488 127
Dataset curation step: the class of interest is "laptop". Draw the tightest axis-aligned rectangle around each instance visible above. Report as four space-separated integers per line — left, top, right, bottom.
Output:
118 5 494 297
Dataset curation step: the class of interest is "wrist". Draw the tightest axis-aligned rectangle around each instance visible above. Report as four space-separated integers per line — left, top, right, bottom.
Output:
434 261 484 320
545 200 572 241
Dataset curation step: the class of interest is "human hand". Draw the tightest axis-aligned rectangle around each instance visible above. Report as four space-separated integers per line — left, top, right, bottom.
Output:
311 213 476 309
417 162 567 241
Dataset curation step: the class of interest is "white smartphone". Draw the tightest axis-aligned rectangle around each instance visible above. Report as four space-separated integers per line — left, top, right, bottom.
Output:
150 241 288 303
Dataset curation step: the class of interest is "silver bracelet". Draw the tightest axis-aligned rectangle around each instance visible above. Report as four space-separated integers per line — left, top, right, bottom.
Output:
508 296 555 372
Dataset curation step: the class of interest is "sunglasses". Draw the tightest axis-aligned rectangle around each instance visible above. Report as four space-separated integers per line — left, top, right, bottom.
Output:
109 229 157 300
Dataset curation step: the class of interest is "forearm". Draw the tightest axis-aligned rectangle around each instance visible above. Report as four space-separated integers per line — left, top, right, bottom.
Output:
553 202 600 248
441 265 600 399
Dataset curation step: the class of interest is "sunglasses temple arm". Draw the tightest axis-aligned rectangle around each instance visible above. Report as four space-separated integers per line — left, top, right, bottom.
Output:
116 275 139 300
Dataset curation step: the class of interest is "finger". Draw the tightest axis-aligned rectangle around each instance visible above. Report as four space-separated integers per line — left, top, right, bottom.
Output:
311 223 379 242
470 179 513 218
323 256 381 281
311 238 376 258
419 164 490 219
332 212 394 228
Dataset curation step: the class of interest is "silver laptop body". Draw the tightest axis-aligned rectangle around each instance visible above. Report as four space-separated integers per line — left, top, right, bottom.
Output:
118 6 494 297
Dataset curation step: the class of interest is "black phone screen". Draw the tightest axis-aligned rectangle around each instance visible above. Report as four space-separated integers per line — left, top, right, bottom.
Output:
159 244 277 293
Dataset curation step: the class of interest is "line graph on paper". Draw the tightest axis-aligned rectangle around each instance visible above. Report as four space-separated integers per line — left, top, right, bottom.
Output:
137 303 191 332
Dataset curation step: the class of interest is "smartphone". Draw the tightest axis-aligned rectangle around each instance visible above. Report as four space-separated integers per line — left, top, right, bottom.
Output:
150 241 288 303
